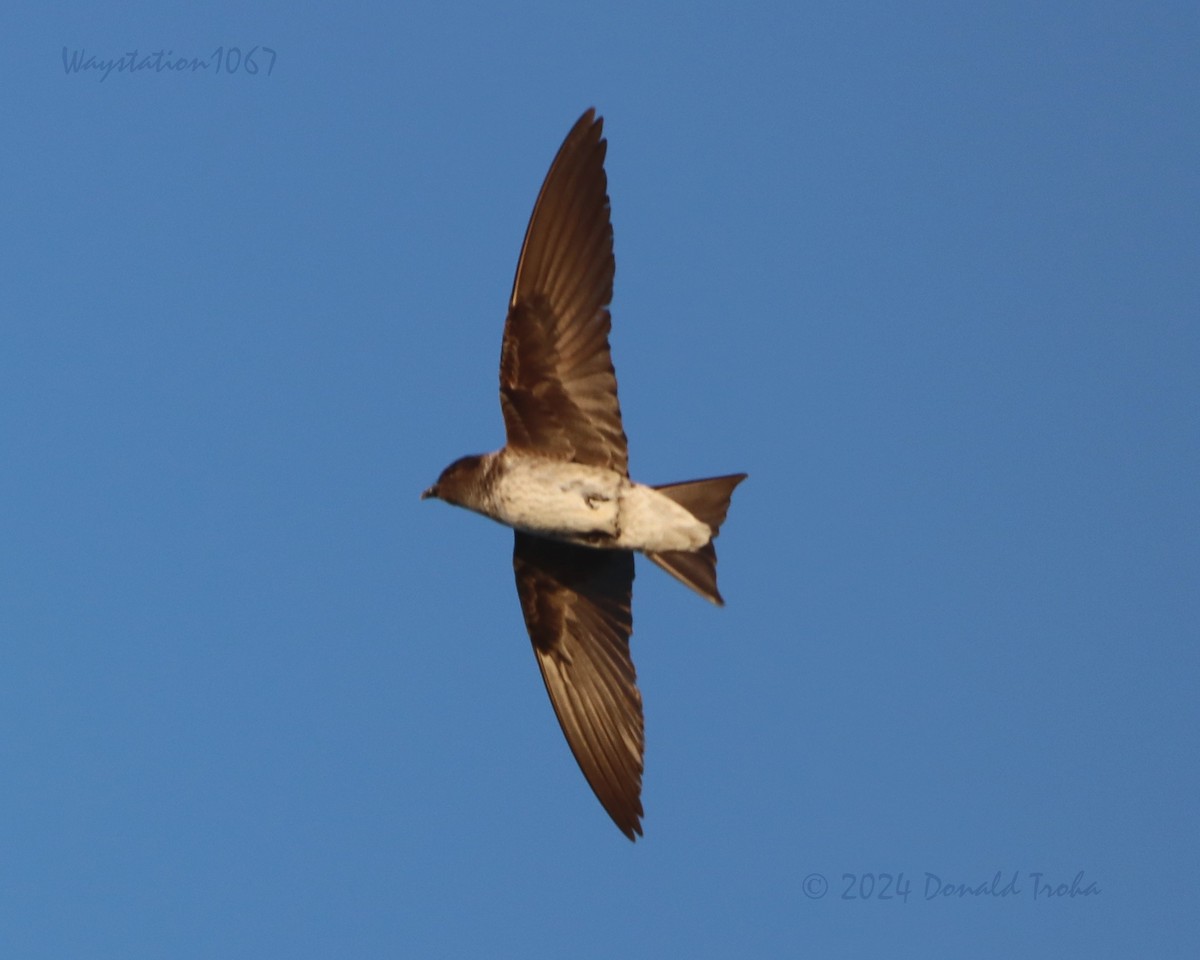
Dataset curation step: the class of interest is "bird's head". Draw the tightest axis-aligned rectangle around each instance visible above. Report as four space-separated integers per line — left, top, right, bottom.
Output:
421 454 488 508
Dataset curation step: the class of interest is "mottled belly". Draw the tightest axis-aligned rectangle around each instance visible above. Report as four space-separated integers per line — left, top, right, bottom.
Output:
490 460 626 543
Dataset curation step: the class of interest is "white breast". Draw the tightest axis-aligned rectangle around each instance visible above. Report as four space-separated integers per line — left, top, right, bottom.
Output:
487 458 624 540
484 453 713 554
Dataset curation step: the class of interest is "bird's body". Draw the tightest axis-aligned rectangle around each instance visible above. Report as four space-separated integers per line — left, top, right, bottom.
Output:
458 449 713 553
422 108 746 839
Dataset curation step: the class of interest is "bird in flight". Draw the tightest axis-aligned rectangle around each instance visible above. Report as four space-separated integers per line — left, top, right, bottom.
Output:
422 109 746 840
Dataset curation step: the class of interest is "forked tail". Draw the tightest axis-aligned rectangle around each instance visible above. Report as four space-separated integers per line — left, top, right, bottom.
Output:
645 473 747 605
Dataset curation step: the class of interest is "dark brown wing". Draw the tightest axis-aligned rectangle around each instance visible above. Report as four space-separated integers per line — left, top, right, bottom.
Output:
512 531 643 839
499 109 628 475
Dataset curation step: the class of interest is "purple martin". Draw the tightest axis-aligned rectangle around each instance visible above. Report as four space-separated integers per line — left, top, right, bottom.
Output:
422 109 746 839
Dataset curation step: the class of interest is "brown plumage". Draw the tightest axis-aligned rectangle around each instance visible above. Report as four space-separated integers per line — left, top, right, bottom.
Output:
423 109 746 840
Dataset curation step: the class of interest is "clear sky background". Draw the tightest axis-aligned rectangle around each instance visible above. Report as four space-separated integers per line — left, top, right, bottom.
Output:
3 2 1197 957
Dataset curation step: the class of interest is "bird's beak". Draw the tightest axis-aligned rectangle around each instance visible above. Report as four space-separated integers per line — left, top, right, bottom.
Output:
420 485 436 501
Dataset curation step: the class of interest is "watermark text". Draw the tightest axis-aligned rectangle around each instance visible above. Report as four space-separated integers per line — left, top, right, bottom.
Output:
802 870 1100 904
61 46 277 81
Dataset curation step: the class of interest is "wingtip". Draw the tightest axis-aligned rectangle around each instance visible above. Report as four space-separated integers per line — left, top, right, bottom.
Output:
572 106 603 141
613 812 643 842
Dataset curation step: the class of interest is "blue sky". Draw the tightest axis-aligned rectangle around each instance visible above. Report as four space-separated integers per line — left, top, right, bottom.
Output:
3 2 1197 957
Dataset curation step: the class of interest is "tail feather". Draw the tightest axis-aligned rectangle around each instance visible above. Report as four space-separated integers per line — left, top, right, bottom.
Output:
645 473 746 605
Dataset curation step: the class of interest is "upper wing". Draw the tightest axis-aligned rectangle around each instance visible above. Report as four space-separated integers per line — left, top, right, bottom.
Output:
512 531 643 840
499 109 628 475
